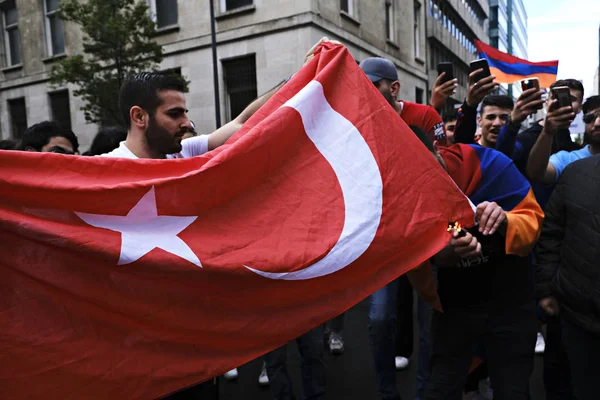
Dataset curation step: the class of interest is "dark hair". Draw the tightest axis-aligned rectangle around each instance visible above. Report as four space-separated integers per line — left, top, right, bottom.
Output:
0 139 18 150
481 95 514 114
19 121 79 152
442 111 458 123
409 125 435 153
550 79 584 97
119 72 187 128
582 95 600 115
87 126 128 156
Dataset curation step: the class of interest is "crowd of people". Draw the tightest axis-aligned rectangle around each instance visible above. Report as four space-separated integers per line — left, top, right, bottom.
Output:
1 37 599 400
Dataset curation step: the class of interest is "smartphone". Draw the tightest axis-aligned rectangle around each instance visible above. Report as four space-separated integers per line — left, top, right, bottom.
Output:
437 62 454 84
469 59 491 83
520 77 540 92
551 86 572 110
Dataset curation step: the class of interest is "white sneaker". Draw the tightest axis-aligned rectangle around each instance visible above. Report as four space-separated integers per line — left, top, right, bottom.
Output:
478 378 493 400
328 332 345 355
395 356 409 370
223 368 239 380
258 362 269 386
535 332 546 354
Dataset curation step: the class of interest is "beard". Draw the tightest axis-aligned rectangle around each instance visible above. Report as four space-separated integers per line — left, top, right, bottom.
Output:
381 90 396 108
146 115 183 156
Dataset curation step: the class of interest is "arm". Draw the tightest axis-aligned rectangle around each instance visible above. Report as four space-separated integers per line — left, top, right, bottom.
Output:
526 102 575 184
525 131 556 184
207 80 285 150
534 174 567 302
454 71 498 144
453 101 478 144
496 88 545 159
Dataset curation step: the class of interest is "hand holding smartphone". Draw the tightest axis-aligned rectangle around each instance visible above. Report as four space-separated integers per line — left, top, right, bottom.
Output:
437 62 455 84
469 59 491 83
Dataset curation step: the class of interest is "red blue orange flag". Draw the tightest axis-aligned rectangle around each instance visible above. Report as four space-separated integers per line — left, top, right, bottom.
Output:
475 40 559 89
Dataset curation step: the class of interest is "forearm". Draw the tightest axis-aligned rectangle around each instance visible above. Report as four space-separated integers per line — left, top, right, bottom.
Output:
526 132 553 181
208 79 286 150
453 102 478 144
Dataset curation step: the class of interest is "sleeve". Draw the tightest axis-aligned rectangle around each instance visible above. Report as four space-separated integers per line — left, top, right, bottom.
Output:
181 135 210 157
495 123 520 158
453 101 478 144
548 151 570 183
424 107 446 144
504 187 544 257
534 171 568 299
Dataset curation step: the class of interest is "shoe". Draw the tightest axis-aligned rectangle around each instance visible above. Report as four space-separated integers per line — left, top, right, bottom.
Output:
328 332 345 355
394 356 409 370
223 368 238 380
535 332 546 354
258 362 269 386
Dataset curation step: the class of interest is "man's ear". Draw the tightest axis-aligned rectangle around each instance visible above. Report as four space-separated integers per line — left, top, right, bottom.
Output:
477 115 482 126
390 80 401 98
130 106 148 129
433 140 439 153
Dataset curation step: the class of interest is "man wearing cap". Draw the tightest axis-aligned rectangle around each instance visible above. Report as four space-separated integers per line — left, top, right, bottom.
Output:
360 57 446 144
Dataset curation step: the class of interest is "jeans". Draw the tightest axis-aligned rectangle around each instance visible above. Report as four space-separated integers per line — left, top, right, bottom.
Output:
264 325 326 400
425 301 536 400
561 318 600 400
396 275 414 359
368 279 401 400
324 312 346 337
544 316 574 400
416 294 433 400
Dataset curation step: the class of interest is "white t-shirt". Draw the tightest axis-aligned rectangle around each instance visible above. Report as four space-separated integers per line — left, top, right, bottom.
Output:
100 135 210 159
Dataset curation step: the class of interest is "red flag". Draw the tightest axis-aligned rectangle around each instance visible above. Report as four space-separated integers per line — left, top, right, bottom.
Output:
0 43 473 399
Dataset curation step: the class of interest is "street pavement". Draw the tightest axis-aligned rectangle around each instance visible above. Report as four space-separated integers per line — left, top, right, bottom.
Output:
217 298 546 400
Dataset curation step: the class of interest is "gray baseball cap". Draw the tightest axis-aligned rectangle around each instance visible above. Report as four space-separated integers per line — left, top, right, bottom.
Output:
359 57 398 82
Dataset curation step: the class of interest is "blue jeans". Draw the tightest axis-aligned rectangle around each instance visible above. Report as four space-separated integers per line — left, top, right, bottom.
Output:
368 280 401 400
264 325 326 400
416 294 433 400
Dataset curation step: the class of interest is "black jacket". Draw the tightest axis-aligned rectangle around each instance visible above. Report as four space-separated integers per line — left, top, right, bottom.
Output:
535 155 600 334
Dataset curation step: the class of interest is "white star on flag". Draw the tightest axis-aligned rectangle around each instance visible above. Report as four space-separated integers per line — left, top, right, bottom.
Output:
75 186 201 267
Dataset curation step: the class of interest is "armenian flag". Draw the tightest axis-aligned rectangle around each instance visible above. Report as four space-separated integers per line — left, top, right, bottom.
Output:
440 143 544 256
475 40 559 89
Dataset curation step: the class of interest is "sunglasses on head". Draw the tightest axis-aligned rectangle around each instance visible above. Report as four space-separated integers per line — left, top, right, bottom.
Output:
583 111 600 125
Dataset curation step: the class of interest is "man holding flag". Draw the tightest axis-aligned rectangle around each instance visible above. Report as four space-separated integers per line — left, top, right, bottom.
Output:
0 41 476 400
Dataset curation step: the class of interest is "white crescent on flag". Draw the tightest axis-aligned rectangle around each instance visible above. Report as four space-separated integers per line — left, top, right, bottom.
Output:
245 80 383 280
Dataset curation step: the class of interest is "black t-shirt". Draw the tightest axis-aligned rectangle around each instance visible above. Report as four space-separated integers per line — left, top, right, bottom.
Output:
437 228 534 308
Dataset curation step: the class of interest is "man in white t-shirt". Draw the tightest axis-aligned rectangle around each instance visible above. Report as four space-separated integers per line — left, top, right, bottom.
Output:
102 37 334 162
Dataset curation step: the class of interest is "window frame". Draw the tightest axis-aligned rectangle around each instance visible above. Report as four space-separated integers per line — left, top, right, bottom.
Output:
43 0 65 57
385 0 395 42
413 1 421 59
220 0 254 13
3 4 20 66
340 0 354 16
148 0 179 29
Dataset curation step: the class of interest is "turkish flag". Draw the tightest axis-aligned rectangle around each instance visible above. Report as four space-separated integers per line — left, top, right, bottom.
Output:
0 44 473 399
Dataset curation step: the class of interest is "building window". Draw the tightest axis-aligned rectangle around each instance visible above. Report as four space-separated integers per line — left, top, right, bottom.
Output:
148 0 178 28
414 1 421 58
222 54 257 121
415 88 424 104
222 0 253 12
340 0 354 16
385 0 394 41
49 90 71 130
44 0 65 56
3 3 20 66
8 98 27 139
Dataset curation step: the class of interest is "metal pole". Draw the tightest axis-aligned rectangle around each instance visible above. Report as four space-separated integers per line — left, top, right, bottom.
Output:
209 0 222 129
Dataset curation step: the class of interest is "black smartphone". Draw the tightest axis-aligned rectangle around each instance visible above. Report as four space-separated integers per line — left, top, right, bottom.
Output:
551 86 572 110
469 58 491 83
437 62 454 84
